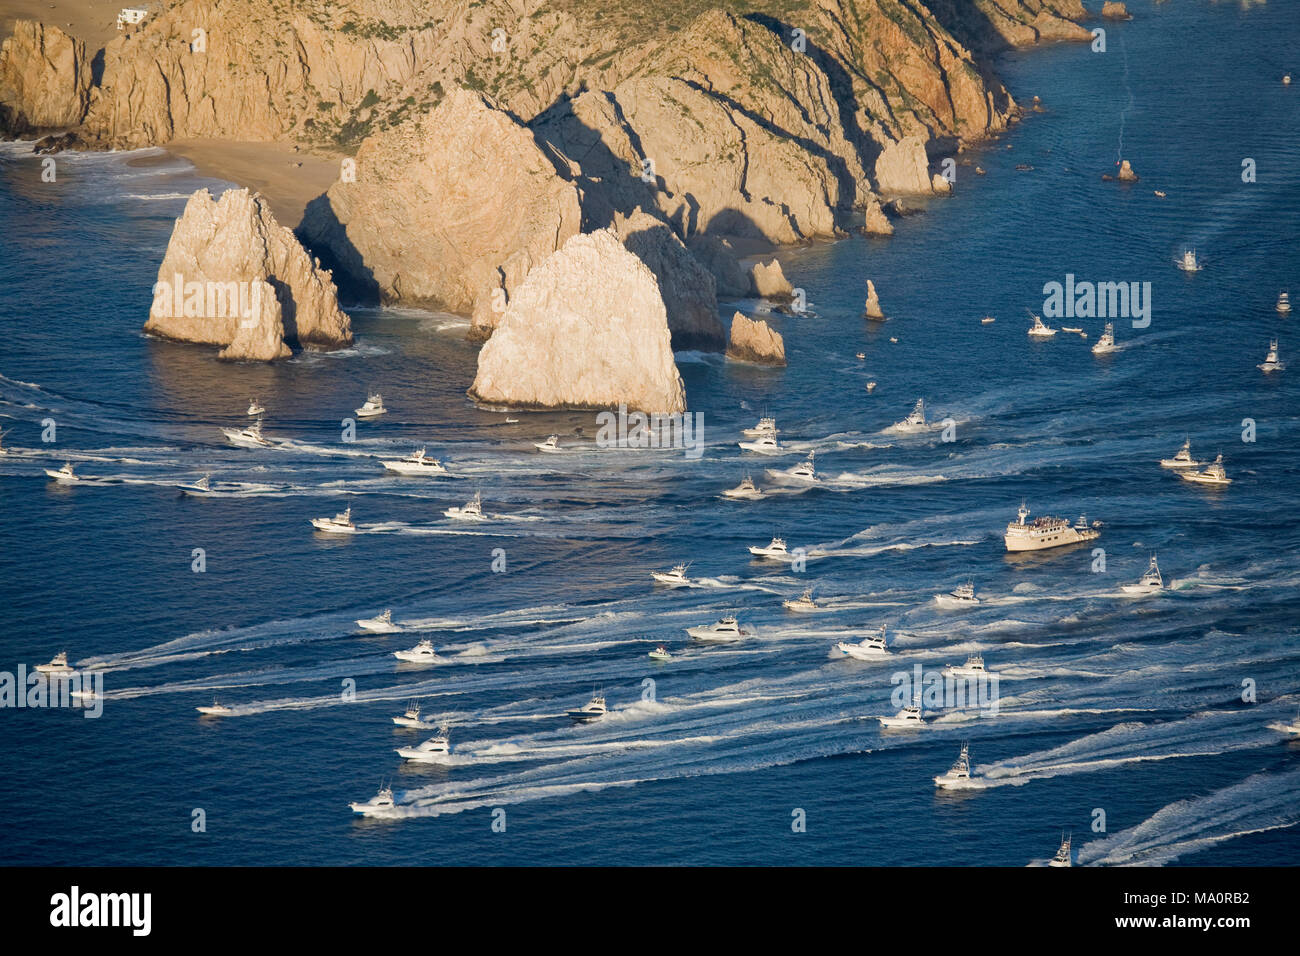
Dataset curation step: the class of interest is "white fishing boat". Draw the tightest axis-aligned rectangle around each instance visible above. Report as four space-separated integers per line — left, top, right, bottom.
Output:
942 654 991 679
567 693 607 723
34 651 74 675
1121 554 1165 595
934 742 973 789
1027 312 1058 338
865 381 877 393
444 492 484 521
782 588 818 612
1276 291 1291 314
392 701 435 728
357 609 400 632
1004 504 1100 552
1258 338 1284 372
934 580 979 608
534 434 565 453
221 417 274 448
1159 439 1202 469
723 475 764 500
748 536 789 559
742 417 779 438
396 726 452 762
196 699 233 716
178 473 212 494
44 462 82 483
786 451 818 482
1179 454 1231 486
687 616 749 643
1092 322 1116 355
1175 249 1203 272
310 506 355 533
651 563 692 587
394 639 439 663
891 398 928 433
1048 832 1072 867
738 432 782 454
981 316 996 324
835 627 887 659
381 448 447 475
246 398 265 416
349 784 395 816
648 645 673 661
879 696 924 728
355 393 387 418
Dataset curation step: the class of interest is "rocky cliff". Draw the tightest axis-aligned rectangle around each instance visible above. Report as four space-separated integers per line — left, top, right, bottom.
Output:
146 187 352 361
727 312 786 366
469 229 686 414
0 21 90 134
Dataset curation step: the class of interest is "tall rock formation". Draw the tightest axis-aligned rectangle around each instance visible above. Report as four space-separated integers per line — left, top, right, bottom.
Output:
726 312 786 366
146 187 352 361
469 230 686 413
751 259 794 300
0 22 90 135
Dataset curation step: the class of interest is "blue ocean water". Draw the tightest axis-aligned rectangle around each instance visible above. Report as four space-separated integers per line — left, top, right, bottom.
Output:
1 0 1298 865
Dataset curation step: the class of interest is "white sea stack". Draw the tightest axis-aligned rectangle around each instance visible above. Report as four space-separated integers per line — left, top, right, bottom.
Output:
873 134 933 194
726 312 786 366
469 230 686 414
145 187 351 361
864 280 885 320
750 259 794 300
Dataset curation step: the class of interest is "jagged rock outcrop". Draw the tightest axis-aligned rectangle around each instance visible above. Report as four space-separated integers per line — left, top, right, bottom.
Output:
687 235 751 299
612 208 723 350
750 259 794 300
1102 2 1132 20
1117 159 1139 181
864 280 885 320
726 312 785 366
874 135 937 195
300 88 582 339
0 22 90 135
926 1 1091 52
146 187 351 361
862 198 894 236
469 230 685 413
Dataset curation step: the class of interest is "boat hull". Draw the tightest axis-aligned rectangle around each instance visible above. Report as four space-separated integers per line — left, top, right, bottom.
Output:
1004 527 1099 552
382 461 446 475
311 519 355 533
836 642 885 660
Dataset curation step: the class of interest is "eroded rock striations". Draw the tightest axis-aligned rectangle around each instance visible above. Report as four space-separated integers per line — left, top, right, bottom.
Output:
146 187 351 361
0 22 90 135
469 230 686 413
726 312 786 366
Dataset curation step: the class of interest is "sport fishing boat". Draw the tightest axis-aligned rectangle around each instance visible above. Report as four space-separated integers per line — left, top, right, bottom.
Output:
381 448 447 475
178 473 212 494
686 616 748 643
749 536 789 559
196 699 234 716
782 588 818 612
1258 338 1284 373
934 742 973 789
355 393 387 418
1027 312 1058 338
396 727 452 762
935 581 979 607
246 398 265 416
650 564 692 587
1179 454 1231 486
1004 504 1101 552
567 692 607 723
723 475 764 500
1048 832 1072 867
393 639 439 663
1175 249 1203 272
648 645 673 661
835 627 887 659
943 654 990 679
44 462 81 483
35 651 74 675
392 701 435 728
1092 322 1116 355
865 381 877 393
357 609 400 632
879 696 924 728
534 434 565 453
738 432 782 454
349 784 395 816
1277 291 1291 314
787 452 818 481
1159 439 1203 469
311 507 355 533
444 492 484 521
891 398 928 433
1121 555 1165 595
742 417 779 438
221 417 274 448
981 316 996 324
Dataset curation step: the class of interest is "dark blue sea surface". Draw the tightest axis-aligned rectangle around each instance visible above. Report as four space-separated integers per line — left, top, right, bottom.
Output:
1 0 1298 865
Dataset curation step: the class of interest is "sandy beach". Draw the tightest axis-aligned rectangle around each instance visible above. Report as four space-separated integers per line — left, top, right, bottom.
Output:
0 0 121 47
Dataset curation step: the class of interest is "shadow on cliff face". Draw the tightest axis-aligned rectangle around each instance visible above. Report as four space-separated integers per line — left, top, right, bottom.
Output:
296 194 381 309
